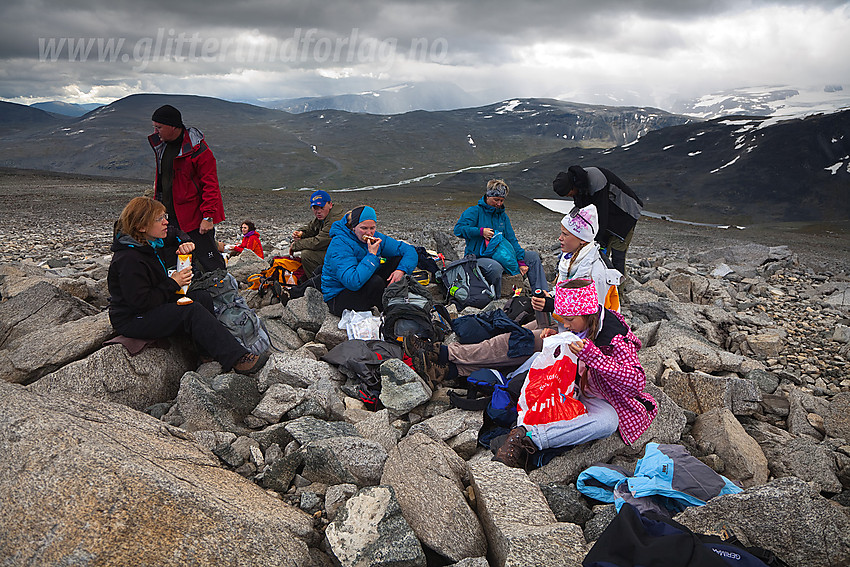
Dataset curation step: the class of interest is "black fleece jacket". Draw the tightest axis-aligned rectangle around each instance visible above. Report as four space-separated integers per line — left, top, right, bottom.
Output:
107 233 182 328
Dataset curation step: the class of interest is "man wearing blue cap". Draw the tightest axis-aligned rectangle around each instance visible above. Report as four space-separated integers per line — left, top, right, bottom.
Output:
290 190 344 277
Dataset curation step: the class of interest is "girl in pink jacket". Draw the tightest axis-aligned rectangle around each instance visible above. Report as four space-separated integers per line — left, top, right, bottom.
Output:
495 278 657 468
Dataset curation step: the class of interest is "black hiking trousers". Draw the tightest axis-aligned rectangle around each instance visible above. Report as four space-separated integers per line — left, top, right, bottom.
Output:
111 290 247 371
327 256 402 316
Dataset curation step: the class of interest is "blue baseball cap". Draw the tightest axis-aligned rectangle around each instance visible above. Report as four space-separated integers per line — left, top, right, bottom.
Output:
309 190 331 208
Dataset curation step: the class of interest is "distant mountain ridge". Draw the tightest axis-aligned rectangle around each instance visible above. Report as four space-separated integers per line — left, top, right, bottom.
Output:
0 101 59 133
0 93 688 190
441 110 850 224
31 101 103 117
1 93 848 223
669 85 850 120
262 82 488 115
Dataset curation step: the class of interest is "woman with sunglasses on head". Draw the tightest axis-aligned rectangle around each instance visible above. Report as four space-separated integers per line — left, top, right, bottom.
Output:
494 278 657 469
453 179 547 295
107 197 264 374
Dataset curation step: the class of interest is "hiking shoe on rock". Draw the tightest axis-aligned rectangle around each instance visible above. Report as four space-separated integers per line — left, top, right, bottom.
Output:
402 335 429 382
402 336 448 387
402 334 429 358
234 352 265 374
493 426 537 469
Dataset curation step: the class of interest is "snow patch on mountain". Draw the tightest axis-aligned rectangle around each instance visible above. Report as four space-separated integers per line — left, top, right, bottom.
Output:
672 85 850 121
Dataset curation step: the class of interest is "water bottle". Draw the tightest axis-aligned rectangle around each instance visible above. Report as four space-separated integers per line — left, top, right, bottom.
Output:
533 289 551 328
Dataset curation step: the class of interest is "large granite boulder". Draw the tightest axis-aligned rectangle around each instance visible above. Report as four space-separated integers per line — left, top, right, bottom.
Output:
171 370 262 433
381 432 487 561
325 485 426 567
690 408 769 488
470 460 586 567
0 280 98 348
0 381 314 566
0 310 114 384
675 477 850 567
28 339 195 411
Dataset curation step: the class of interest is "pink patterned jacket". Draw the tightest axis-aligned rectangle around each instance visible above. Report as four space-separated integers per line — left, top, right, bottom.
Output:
576 310 657 445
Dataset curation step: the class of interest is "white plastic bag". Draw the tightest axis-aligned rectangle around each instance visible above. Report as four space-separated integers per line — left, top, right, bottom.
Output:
338 309 382 341
517 332 586 427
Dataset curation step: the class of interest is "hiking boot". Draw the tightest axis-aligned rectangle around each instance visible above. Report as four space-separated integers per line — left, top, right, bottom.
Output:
233 352 266 374
402 335 449 387
493 426 537 469
402 335 429 382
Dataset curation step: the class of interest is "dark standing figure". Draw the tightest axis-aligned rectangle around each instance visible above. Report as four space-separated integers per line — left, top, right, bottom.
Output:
552 166 643 275
149 104 226 273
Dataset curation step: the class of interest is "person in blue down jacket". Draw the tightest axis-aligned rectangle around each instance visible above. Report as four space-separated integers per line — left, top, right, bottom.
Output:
321 205 418 316
454 179 547 295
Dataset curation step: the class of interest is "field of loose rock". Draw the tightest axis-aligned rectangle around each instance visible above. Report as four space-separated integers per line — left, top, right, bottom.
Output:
2 168 850 567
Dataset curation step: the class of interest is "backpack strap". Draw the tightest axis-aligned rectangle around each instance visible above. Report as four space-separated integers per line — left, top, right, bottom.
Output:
448 390 492 411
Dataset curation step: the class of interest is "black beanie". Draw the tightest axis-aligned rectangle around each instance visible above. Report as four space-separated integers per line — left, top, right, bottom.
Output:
151 105 183 127
552 171 572 197
553 166 590 197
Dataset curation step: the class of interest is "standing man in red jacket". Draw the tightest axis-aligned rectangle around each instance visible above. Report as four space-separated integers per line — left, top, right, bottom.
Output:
149 104 226 272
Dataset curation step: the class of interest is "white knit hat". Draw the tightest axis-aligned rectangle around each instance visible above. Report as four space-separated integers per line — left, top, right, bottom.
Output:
561 204 599 242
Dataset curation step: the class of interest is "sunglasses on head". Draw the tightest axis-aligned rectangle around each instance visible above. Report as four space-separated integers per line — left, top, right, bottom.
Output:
569 206 592 227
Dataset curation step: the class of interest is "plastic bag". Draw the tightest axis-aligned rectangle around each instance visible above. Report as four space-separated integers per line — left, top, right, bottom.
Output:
479 231 520 275
338 309 382 341
517 332 587 427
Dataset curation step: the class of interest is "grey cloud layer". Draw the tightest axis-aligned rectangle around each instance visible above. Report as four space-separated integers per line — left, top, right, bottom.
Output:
1 0 847 102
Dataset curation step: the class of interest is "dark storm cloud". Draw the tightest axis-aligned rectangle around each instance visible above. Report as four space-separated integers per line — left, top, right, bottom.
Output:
0 0 847 104
4 0 845 59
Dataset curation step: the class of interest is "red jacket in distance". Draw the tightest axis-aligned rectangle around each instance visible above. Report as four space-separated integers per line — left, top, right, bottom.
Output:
233 231 264 258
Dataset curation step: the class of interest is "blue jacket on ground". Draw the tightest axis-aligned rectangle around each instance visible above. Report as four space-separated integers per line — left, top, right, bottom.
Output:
454 198 526 262
577 443 743 517
321 217 418 302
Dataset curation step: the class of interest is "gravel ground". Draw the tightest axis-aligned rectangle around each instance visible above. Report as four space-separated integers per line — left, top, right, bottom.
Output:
2 168 850 393
1 167 849 276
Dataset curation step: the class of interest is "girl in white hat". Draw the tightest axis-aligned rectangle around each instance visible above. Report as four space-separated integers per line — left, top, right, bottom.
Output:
557 203 621 306
531 203 621 316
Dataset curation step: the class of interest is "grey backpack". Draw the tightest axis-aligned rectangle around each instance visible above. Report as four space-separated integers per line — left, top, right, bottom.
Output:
190 270 271 355
436 255 497 309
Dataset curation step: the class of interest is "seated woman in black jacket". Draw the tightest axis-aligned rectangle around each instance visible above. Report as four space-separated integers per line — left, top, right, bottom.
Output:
107 196 263 374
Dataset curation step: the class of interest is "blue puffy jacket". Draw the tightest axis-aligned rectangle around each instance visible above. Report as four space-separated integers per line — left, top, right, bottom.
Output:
454 198 526 262
321 217 418 302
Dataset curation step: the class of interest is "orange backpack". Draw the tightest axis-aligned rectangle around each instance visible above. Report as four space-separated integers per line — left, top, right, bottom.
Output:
246 257 304 298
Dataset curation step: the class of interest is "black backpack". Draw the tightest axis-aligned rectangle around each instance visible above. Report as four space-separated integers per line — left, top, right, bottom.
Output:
379 275 447 344
435 255 496 310
503 294 535 325
584 503 789 567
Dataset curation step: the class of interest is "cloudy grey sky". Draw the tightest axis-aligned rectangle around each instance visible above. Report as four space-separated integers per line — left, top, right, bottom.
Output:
1 0 848 110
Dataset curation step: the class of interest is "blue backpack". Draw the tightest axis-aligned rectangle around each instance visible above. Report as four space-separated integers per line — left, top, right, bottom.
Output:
448 361 531 448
